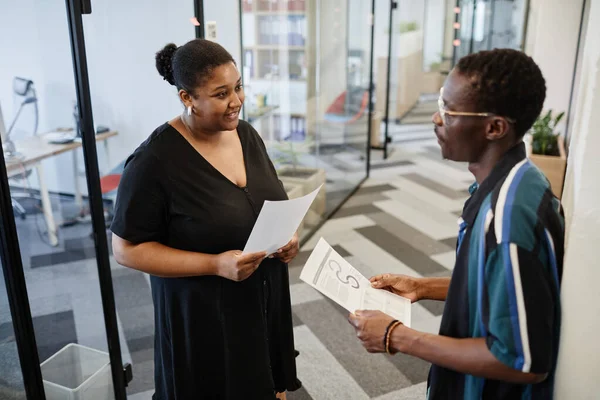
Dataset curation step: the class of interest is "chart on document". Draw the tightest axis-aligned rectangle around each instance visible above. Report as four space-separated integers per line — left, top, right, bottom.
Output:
300 238 411 327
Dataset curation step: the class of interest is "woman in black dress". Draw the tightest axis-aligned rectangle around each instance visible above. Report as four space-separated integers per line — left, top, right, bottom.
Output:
110 39 301 399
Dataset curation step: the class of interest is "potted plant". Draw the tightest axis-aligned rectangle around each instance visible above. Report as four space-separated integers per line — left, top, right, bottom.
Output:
527 110 567 199
422 59 445 94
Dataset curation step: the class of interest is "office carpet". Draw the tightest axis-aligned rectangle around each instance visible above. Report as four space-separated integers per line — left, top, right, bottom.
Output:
0 125 472 399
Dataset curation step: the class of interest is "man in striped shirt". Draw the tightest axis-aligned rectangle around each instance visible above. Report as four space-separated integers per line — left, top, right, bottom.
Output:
348 49 564 399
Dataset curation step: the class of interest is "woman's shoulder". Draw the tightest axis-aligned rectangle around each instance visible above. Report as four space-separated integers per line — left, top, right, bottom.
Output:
124 123 177 171
238 119 266 149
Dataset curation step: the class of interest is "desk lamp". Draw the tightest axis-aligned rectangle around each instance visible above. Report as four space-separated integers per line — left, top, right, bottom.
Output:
3 78 39 160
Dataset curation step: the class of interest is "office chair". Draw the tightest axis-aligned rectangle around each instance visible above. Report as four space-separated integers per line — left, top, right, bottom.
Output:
5 77 40 219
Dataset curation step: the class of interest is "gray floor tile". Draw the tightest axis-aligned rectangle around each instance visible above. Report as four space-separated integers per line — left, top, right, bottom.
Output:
354 184 398 196
331 204 382 219
370 160 414 170
128 335 154 354
419 299 446 316
439 237 457 249
356 226 448 276
292 311 304 327
113 270 152 310
118 304 155 340
342 192 389 208
374 381 428 400
293 299 412 398
31 310 77 362
289 265 303 285
131 347 154 365
127 359 155 396
387 352 432 385
288 385 314 400
403 173 469 199
289 249 312 269
127 390 154 400
368 212 454 256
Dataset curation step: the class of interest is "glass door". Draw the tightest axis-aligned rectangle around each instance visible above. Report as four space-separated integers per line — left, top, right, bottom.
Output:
0 0 127 398
239 0 374 240
453 0 530 64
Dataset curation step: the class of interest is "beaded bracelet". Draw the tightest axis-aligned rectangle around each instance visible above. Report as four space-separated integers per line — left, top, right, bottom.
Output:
385 320 402 355
383 319 398 353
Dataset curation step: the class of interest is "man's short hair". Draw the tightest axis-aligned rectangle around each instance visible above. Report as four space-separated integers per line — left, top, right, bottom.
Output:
456 48 546 137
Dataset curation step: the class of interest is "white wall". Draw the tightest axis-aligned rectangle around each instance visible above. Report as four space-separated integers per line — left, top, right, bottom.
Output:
0 0 195 195
554 1 600 398
203 0 242 63
525 0 584 116
83 0 195 176
423 0 445 71
0 0 78 193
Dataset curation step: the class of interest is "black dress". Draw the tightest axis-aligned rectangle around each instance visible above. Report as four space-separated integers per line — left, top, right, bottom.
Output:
110 120 301 399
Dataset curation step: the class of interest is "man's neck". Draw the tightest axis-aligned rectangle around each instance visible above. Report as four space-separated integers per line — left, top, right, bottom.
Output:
468 140 522 184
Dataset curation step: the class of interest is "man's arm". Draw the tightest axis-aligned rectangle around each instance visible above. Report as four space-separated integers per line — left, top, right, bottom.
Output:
417 277 451 301
390 326 547 384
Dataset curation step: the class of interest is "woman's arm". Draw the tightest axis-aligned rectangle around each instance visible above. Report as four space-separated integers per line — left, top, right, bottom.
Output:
112 234 266 280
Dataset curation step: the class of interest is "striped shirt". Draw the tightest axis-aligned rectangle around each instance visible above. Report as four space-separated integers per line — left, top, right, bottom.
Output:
427 142 564 399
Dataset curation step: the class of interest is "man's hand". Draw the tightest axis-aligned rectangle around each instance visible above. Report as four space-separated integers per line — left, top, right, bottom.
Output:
347 310 397 353
272 233 299 264
370 274 422 303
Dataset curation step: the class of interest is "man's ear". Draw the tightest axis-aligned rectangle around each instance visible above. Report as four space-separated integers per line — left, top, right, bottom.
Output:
485 117 511 141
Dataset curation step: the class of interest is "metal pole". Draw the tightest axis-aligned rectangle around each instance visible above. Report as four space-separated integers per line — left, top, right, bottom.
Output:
383 0 397 160
452 0 460 66
238 0 246 120
487 0 496 50
468 0 477 54
565 0 588 144
366 0 376 177
65 0 127 398
195 0 206 39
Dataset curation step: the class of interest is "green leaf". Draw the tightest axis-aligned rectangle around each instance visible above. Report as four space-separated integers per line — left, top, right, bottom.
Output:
554 111 565 127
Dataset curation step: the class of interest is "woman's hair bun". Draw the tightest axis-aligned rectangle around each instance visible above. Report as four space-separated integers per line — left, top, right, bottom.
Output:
155 43 178 85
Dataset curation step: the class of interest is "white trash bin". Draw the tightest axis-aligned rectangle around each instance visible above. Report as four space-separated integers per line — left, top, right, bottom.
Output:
40 343 114 400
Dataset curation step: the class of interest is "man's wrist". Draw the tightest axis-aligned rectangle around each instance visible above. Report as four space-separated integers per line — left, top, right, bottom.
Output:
390 325 419 355
415 278 428 301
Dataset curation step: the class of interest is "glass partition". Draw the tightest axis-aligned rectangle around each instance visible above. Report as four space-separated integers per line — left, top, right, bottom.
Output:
0 267 26 399
83 1 196 396
240 0 372 240
371 0 447 160
0 0 125 397
454 0 529 64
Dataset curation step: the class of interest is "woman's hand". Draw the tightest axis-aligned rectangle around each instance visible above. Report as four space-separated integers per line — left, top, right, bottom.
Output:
215 250 267 281
348 310 398 353
272 233 299 264
369 274 422 303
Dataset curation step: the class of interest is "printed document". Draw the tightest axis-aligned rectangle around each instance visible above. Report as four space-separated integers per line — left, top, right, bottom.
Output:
243 184 322 255
300 238 411 326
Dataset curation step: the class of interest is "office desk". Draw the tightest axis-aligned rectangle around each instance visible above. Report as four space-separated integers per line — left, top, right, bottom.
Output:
5 131 118 246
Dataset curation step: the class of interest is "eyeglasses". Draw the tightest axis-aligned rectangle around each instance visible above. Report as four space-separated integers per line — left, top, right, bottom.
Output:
437 88 516 124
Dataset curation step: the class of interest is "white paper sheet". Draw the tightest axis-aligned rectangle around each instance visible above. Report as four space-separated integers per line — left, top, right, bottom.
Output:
243 184 322 255
299 238 411 326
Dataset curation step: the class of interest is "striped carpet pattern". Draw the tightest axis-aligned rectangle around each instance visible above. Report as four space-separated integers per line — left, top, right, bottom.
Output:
286 140 472 400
